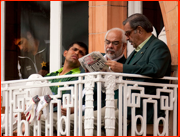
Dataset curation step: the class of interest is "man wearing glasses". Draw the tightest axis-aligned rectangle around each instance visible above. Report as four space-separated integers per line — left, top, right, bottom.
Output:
79 28 127 136
106 13 171 133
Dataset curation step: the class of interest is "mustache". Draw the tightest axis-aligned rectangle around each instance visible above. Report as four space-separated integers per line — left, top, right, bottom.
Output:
106 49 115 52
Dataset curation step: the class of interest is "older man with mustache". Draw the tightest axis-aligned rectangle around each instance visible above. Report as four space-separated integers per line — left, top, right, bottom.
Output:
79 28 127 136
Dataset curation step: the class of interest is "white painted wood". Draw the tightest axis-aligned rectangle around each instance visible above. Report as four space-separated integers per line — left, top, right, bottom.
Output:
1 72 178 136
1 1 5 82
50 1 63 72
127 1 142 57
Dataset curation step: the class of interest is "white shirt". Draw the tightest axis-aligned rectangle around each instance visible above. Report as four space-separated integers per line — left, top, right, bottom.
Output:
104 54 124 61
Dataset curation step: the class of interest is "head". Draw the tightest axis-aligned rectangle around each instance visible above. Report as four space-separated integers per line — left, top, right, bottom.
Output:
104 28 127 60
64 42 88 68
14 24 37 53
123 13 153 48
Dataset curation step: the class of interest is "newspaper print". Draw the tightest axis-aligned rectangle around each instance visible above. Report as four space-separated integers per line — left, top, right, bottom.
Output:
79 51 111 72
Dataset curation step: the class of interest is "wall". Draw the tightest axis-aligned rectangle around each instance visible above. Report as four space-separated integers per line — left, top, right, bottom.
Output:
89 1 127 56
159 1 178 65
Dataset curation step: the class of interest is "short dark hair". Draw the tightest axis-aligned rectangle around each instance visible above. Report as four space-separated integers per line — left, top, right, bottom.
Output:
67 41 88 55
123 13 153 33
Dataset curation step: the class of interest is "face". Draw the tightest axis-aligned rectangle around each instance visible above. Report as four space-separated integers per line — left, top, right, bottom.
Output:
123 22 139 49
14 37 31 52
64 44 86 68
104 30 125 60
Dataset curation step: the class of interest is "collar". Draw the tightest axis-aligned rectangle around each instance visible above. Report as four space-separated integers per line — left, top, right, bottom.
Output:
56 67 81 76
104 54 124 61
135 35 152 52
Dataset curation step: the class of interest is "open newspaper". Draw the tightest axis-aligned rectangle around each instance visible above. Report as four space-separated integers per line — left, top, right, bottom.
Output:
78 51 111 72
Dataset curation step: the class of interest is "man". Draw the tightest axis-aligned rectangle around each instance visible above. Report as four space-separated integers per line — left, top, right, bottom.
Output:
13 41 88 136
14 25 49 78
106 13 171 132
88 28 127 112
45 41 88 112
68 28 126 136
87 28 127 136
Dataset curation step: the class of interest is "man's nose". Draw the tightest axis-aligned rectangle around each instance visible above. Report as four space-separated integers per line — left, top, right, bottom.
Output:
107 42 113 48
18 45 23 50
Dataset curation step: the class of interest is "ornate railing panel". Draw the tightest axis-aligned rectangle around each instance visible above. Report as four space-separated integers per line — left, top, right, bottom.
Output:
1 72 178 136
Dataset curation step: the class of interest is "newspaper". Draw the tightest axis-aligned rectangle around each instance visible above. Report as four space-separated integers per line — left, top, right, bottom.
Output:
78 51 111 72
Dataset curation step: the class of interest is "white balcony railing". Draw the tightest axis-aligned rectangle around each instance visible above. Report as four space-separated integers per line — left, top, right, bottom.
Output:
1 72 178 136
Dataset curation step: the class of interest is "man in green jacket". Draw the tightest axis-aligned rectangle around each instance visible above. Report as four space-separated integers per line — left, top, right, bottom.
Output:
106 13 171 132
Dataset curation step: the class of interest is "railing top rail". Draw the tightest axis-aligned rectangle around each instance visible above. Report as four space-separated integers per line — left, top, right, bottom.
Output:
1 78 178 92
1 72 178 85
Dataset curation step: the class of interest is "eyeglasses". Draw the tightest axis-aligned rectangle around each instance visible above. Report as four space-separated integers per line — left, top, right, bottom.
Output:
104 39 120 46
125 29 136 37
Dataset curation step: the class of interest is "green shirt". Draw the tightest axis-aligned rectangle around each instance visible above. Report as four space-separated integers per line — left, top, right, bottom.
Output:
45 67 81 111
45 67 81 95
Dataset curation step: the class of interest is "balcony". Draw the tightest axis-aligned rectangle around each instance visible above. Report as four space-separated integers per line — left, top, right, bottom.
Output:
1 72 178 136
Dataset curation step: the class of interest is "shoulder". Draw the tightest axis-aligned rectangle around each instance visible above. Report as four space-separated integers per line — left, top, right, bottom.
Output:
150 35 167 47
45 71 58 77
71 68 81 74
146 35 169 53
45 68 62 76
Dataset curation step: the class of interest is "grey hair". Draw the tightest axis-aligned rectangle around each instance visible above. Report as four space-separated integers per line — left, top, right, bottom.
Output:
104 28 127 44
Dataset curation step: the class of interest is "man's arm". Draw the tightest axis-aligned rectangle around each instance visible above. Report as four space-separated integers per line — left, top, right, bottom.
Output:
123 44 171 78
106 42 171 78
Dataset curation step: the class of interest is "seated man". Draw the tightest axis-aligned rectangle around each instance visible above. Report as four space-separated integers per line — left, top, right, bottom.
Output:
13 41 88 136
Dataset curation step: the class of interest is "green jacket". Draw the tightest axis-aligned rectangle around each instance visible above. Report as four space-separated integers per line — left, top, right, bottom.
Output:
123 35 171 124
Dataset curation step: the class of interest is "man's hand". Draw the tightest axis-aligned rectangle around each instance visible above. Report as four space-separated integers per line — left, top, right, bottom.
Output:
105 60 123 72
61 106 74 116
38 69 48 77
85 68 89 73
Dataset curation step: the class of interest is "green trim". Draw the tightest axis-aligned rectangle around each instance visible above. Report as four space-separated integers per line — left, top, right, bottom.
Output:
71 68 81 74
46 67 80 76
57 67 80 75
56 67 64 75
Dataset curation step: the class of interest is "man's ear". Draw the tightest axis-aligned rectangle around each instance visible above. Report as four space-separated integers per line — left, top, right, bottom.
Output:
137 26 143 34
122 43 127 51
63 50 68 57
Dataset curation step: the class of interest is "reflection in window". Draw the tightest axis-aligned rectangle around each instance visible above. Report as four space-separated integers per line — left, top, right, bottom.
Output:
5 1 50 80
5 1 88 80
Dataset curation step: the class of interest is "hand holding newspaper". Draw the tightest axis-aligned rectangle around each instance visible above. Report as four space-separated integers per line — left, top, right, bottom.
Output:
78 51 112 72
